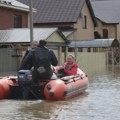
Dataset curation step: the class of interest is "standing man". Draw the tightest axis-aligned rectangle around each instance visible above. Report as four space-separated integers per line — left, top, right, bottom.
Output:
20 39 58 83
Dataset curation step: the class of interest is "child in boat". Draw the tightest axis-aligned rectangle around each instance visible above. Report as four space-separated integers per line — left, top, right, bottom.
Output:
63 54 78 76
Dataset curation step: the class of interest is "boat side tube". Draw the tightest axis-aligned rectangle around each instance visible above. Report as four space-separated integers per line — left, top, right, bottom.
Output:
44 73 89 100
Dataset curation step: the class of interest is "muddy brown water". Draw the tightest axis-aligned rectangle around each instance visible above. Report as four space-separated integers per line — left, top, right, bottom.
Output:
0 65 120 120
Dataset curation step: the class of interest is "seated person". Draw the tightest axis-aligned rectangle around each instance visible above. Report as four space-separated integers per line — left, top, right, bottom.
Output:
19 39 58 83
56 54 78 77
63 54 78 76
19 41 39 70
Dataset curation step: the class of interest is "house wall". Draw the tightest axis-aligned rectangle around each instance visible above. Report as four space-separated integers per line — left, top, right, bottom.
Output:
116 24 120 41
95 19 117 39
0 7 28 29
68 1 95 40
46 32 65 43
104 25 116 38
95 19 103 37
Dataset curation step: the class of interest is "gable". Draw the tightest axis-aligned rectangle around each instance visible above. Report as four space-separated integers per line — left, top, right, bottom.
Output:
46 31 66 43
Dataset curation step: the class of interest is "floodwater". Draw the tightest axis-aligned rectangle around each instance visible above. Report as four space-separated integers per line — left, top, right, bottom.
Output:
0 65 120 120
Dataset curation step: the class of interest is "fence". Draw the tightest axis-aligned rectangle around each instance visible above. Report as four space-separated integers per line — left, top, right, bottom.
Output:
0 48 18 76
0 49 108 77
61 52 106 77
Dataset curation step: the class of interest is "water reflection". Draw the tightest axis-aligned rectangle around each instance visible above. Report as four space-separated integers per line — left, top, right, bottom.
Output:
17 94 89 120
0 65 120 120
18 100 65 119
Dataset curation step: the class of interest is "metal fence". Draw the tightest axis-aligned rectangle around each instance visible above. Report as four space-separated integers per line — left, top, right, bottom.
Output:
61 52 106 77
0 49 115 77
0 48 18 76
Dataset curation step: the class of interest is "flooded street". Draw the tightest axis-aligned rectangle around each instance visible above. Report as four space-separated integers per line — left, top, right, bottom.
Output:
0 65 120 120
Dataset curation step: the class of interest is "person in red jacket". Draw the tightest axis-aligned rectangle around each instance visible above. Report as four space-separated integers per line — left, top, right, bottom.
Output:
63 54 78 75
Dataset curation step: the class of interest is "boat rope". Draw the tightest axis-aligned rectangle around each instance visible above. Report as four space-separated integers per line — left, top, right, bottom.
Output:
60 74 80 81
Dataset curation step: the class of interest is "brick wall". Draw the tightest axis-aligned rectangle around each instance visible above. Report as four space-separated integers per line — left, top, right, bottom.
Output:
0 8 28 29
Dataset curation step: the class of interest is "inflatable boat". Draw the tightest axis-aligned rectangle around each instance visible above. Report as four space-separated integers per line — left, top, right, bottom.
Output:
0 67 89 100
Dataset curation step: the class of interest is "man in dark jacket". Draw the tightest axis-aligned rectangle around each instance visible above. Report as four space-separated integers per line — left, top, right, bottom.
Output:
19 41 38 70
20 39 58 83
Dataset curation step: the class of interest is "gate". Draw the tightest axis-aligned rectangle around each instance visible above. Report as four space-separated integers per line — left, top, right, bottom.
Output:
0 48 18 76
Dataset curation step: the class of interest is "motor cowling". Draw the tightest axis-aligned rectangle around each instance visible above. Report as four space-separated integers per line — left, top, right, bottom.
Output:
17 70 32 85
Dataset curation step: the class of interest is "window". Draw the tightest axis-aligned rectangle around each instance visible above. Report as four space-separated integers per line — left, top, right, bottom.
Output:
82 15 87 29
103 29 108 38
14 15 22 28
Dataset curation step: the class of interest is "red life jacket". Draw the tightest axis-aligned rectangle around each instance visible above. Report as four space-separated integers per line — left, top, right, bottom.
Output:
63 62 78 75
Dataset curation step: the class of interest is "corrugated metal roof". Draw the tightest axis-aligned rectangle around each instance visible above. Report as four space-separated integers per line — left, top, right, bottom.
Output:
0 0 29 10
17 0 85 23
68 39 119 48
62 30 75 37
0 28 59 43
91 1 120 23
91 0 119 1
17 0 97 26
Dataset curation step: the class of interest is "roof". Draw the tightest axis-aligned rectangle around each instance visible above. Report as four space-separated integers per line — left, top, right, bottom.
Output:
91 0 120 24
0 0 29 11
91 0 120 1
68 39 119 48
62 30 76 37
0 28 66 43
17 0 84 23
17 0 96 25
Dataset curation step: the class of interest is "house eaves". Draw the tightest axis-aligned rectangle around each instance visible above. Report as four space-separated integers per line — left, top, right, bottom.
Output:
96 17 119 25
68 39 119 48
0 28 66 44
0 0 30 12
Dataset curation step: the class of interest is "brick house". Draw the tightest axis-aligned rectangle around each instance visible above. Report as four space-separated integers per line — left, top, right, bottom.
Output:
17 0 120 66
91 0 120 64
18 0 97 41
91 0 120 41
0 0 69 74
0 0 29 29
0 0 29 74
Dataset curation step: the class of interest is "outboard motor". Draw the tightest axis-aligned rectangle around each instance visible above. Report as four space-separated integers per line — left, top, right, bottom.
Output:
17 70 33 100
18 70 32 85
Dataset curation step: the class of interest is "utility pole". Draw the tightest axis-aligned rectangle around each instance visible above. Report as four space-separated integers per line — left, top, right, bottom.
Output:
29 0 33 47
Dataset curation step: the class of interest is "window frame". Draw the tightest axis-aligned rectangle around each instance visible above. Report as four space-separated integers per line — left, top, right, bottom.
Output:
82 15 87 29
14 14 22 28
